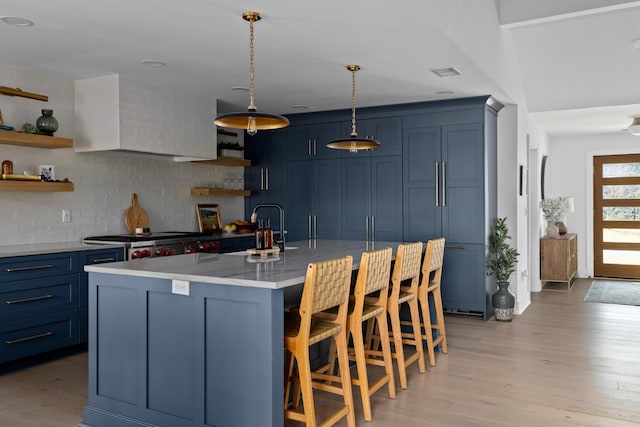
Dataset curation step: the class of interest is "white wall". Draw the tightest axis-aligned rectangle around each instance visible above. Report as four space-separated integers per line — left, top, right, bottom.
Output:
546 131 640 278
0 66 245 245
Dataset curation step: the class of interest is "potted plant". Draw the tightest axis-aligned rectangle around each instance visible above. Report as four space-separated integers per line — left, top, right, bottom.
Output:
218 141 245 158
488 217 520 321
539 197 566 237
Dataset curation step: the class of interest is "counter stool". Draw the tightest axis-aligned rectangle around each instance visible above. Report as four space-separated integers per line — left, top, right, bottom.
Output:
369 242 425 389
417 237 447 366
284 255 356 427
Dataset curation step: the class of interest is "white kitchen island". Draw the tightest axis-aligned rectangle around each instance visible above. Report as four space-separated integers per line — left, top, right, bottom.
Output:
80 240 403 427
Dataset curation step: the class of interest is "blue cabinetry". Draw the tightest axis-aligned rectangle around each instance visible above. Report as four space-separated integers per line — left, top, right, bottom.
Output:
340 116 403 157
341 156 403 241
287 122 342 160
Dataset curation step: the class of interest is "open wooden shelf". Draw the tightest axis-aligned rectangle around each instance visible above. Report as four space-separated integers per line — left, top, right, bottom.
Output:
192 156 250 167
190 188 250 197
0 180 74 192
0 129 73 149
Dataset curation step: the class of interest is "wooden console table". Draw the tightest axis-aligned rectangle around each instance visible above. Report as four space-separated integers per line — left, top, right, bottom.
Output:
540 233 577 291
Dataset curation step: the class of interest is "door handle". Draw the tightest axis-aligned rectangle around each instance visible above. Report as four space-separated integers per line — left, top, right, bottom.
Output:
313 215 318 239
435 161 439 207
265 168 269 191
365 216 369 241
260 168 265 191
371 216 375 241
442 161 447 207
308 139 312 156
308 215 312 239
6 264 53 272
6 294 53 305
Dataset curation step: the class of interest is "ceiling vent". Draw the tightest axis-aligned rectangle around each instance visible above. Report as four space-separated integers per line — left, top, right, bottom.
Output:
430 67 461 77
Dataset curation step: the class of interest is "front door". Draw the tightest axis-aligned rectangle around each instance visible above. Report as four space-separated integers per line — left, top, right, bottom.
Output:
594 154 640 278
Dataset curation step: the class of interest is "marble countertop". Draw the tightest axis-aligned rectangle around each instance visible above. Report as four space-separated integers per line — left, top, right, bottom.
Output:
85 240 404 289
0 241 125 258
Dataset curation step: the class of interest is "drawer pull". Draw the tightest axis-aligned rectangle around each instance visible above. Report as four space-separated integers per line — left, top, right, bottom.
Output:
6 294 54 305
92 258 115 263
6 331 53 345
6 264 54 273
445 245 465 250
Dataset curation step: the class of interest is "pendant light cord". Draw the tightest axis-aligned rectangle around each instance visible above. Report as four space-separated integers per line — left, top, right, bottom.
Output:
350 67 358 137
248 17 256 111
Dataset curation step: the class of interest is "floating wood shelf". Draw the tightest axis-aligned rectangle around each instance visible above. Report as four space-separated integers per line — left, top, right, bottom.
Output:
192 156 250 167
0 180 74 192
0 129 73 149
190 188 250 197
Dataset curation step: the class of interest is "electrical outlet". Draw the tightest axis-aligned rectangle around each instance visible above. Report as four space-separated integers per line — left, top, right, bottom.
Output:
62 209 71 223
172 279 190 296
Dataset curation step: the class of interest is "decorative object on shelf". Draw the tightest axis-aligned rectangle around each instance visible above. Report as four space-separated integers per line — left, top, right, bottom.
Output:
196 203 223 233
218 141 244 158
21 122 37 134
327 65 381 153
2 160 13 174
38 164 55 182
0 108 13 130
488 217 519 322
36 109 59 136
0 85 48 101
540 197 572 238
124 193 150 233
214 11 289 136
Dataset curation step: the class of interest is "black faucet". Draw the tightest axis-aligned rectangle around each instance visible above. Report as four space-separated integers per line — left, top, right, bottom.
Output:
251 203 285 251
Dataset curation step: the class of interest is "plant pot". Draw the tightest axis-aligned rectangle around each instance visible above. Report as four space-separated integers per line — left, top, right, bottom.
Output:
492 281 515 322
546 221 559 238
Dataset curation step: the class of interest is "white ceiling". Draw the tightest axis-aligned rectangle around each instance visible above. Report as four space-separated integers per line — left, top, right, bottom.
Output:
1 0 640 136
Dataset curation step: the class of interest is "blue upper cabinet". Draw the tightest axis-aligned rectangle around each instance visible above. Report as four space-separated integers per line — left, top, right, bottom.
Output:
287 122 342 160
341 116 403 158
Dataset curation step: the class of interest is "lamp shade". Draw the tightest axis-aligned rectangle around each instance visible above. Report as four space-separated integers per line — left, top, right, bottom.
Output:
628 117 640 135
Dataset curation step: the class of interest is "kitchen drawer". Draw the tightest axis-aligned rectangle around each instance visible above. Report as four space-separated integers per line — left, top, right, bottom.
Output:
0 274 78 322
78 248 124 267
0 309 79 364
0 253 78 283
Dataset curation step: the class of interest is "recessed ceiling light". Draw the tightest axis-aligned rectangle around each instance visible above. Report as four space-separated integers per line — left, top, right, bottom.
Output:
0 16 34 27
430 67 461 78
631 39 640 51
292 105 308 110
142 59 166 67
437 90 455 95
231 87 249 92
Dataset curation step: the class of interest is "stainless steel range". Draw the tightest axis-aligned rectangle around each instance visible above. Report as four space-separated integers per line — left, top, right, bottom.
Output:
84 232 219 260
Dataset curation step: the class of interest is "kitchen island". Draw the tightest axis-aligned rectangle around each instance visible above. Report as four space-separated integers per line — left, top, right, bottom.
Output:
80 240 403 427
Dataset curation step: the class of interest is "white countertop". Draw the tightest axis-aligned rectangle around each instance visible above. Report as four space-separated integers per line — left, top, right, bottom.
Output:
0 241 125 258
85 240 405 289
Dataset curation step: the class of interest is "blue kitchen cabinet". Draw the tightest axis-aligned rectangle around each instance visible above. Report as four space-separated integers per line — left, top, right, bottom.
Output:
78 248 125 343
341 156 403 241
244 128 288 227
287 159 342 241
340 116 403 158
287 122 342 160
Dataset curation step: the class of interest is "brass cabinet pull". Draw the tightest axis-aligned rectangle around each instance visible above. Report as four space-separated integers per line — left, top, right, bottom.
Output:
265 168 270 191
365 216 369 241
371 216 376 241
260 168 265 190
435 161 439 207
6 294 54 305
6 264 53 273
308 215 312 239
6 331 53 345
313 215 317 239
442 161 447 207
308 139 312 155
92 258 115 263
445 245 464 250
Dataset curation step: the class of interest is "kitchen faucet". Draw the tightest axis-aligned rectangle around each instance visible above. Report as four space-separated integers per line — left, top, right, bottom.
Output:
250 203 285 251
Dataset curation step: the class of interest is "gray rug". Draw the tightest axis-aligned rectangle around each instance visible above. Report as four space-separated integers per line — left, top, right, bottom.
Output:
584 280 640 306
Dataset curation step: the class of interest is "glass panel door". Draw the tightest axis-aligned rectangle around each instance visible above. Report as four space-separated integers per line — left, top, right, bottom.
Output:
594 154 640 278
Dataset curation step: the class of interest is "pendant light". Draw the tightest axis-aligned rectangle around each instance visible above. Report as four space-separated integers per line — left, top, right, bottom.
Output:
214 11 289 136
327 65 381 152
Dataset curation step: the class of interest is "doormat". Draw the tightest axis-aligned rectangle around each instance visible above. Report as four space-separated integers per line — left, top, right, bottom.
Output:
584 280 640 306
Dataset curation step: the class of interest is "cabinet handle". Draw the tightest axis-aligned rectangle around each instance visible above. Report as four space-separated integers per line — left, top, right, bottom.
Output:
442 161 447 207
6 294 53 305
308 139 312 156
6 264 53 273
260 168 265 191
365 216 369 241
308 215 312 239
445 245 464 249
313 215 317 239
265 168 270 191
313 139 317 155
371 216 375 241
6 331 53 345
435 161 439 207
92 258 115 263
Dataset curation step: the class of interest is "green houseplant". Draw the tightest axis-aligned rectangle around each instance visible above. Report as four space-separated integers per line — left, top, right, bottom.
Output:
488 217 520 321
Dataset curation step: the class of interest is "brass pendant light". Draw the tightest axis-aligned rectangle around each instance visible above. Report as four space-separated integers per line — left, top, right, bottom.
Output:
214 11 289 136
327 65 381 152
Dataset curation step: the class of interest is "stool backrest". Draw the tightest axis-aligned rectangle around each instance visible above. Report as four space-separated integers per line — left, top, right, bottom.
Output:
360 247 393 296
302 255 353 315
422 238 445 286
390 242 423 296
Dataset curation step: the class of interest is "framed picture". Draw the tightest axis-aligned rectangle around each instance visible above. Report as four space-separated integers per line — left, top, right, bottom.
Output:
519 165 528 196
38 164 55 182
196 204 222 233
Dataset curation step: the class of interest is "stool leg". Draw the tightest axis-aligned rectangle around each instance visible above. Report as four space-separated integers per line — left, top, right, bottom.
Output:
351 323 373 421
388 303 408 389
420 291 436 366
335 331 356 427
376 310 396 399
408 298 426 373
433 287 448 353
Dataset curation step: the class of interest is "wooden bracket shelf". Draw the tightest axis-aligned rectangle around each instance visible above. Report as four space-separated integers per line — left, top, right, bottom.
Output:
0 180 74 192
192 156 250 167
190 188 250 197
0 129 73 149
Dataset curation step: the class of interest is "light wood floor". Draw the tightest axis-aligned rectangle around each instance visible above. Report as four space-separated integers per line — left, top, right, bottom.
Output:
2 278 640 426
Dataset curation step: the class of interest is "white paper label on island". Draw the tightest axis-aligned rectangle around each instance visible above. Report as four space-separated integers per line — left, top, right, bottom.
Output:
172 279 190 296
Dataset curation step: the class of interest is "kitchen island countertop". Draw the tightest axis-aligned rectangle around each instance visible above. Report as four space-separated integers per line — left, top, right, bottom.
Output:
84 239 402 289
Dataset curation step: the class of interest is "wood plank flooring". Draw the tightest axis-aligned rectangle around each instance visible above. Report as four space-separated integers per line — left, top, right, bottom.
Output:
1 278 639 426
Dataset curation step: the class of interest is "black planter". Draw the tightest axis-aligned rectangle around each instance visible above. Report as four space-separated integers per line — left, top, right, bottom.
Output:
492 281 515 321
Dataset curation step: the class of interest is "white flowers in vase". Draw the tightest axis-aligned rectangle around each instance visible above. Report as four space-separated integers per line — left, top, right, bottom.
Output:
539 198 566 223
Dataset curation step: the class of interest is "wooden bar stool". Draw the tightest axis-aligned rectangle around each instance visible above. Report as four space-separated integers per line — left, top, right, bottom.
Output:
342 247 396 421
369 242 426 389
284 255 356 427
418 237 447 366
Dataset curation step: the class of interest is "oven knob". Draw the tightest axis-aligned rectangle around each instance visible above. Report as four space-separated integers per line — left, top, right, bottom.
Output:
142 249 151 257
168 249 175 256
186 247 196 254
156 248 167 256
132 250 142 259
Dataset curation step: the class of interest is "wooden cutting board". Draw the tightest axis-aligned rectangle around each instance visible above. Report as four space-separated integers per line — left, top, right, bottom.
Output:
124 193 149 234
